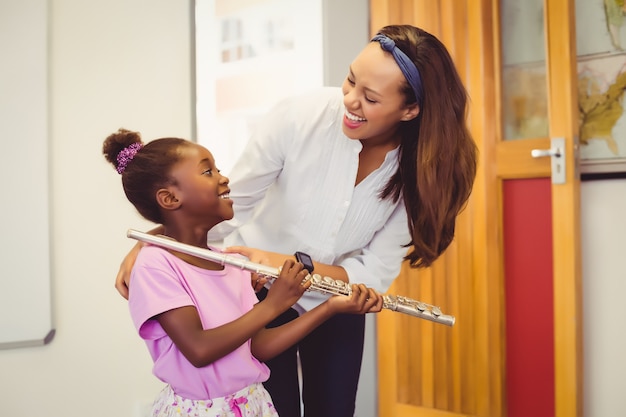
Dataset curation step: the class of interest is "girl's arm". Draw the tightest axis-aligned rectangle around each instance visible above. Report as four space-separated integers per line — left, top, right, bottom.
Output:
250 284 382 362
156 260 310 368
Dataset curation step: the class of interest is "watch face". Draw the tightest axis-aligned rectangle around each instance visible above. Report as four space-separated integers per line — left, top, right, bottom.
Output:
295 252 314 273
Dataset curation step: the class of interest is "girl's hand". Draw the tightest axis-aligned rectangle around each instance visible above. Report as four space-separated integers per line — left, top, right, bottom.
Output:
263 259 311 312
326 284 383 315
251 274 270 293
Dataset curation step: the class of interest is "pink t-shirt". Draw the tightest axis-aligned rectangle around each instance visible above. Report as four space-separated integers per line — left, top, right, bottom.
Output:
128 245 270 400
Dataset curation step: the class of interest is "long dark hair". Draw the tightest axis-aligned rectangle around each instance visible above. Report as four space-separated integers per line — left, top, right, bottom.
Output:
376 25 478 268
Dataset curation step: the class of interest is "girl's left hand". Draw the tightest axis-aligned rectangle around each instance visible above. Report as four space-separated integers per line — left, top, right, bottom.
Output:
326 284 383 315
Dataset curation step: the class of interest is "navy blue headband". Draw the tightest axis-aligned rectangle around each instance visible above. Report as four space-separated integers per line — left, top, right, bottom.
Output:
371 34 423 106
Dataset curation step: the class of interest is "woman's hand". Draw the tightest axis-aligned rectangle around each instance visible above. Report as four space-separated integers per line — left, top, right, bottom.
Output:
326 284 383 315
114 225 163 299
223 246 287 292
223 246 285 266
115 243 142 299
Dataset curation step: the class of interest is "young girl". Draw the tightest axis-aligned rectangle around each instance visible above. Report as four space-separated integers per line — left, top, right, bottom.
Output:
102 128 382 417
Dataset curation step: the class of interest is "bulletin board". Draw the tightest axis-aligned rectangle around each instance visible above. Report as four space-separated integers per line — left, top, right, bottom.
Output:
0 0 55 349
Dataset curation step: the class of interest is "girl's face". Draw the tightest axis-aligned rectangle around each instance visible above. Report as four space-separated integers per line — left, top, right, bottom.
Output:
168 144 233 225
341 42 419 146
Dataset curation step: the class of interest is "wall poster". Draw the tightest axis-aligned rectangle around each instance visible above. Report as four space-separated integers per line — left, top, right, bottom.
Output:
577 0 626 176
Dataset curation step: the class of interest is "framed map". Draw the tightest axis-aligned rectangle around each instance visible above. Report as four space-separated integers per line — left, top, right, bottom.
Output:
577 0 626 176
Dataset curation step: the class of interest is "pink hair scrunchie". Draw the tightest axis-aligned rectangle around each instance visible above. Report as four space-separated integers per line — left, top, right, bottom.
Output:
116 142 143 174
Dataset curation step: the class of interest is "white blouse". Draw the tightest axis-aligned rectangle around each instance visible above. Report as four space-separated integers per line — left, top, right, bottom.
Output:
208 87 411 312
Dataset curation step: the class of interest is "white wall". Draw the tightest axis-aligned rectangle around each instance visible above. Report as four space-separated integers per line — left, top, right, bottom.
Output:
0 1 192 416
581 178 626 417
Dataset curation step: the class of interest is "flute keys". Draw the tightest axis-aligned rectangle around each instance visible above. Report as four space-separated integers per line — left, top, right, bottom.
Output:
382 295 397 310
334 279 348 290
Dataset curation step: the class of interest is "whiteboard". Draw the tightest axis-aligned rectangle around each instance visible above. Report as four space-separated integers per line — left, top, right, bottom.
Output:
0 0 55 349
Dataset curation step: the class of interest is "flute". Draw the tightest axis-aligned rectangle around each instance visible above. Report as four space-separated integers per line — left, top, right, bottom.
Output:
127 229 455 326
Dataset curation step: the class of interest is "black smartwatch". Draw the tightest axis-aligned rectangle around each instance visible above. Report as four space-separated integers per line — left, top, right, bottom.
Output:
294 251 314 274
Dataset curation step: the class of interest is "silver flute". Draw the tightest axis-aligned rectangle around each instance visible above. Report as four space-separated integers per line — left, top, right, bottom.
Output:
127 229 455 326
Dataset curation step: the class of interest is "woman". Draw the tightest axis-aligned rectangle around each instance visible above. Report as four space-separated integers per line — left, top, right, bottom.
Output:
116 25 477 417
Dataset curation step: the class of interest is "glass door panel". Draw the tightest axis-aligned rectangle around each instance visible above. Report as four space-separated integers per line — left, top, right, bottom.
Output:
500 0 549 140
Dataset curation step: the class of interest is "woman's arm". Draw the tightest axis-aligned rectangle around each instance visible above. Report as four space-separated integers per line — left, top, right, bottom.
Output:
225 197 410 294
250 284 382 361
223 246 349 284
115 225 164 299
156 259 310 368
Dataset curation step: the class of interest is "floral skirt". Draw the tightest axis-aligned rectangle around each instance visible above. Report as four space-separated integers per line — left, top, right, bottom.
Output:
151 383 278 417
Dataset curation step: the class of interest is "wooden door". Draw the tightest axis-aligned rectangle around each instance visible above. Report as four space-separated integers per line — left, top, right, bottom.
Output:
373 1 582 416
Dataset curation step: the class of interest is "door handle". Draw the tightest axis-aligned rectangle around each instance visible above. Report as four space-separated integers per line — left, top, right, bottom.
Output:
531 137 565 184
531 148 561 158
